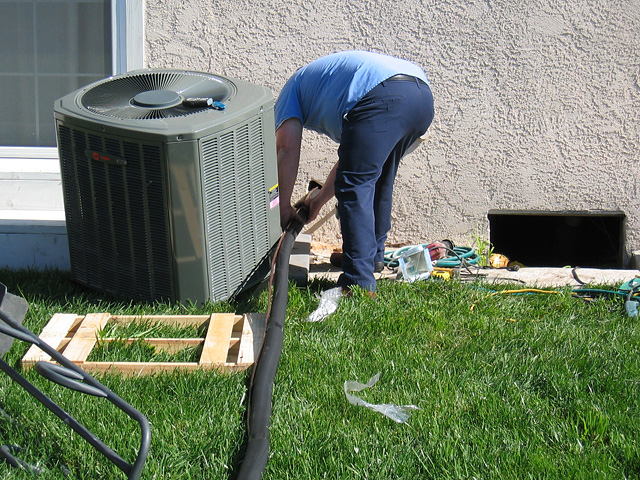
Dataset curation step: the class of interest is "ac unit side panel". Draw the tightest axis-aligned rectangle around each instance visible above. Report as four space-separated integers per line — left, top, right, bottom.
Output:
199 108 280 301
164 140 209 303
56 120 176 302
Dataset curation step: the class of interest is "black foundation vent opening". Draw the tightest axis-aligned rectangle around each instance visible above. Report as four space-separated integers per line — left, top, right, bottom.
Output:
488 212 625 269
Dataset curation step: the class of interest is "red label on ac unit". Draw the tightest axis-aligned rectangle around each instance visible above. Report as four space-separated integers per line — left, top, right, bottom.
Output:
85 149 127 166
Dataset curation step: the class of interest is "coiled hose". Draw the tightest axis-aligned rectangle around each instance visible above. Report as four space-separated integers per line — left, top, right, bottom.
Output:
384 245 481 269
236 208 307 480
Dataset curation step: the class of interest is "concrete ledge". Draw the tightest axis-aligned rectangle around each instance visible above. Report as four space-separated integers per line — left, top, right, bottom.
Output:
0 152 69 270
289 233 311 285
479 267 640 288
0 212 70 270
309 261 640 289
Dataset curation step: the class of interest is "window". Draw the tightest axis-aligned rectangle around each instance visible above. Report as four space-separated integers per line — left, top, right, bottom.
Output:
0 0 142 148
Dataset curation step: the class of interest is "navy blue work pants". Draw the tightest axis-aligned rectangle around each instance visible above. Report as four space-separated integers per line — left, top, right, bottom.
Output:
335 77 434 292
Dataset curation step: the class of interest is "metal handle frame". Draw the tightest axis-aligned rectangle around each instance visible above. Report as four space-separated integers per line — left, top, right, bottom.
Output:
0 283 150 479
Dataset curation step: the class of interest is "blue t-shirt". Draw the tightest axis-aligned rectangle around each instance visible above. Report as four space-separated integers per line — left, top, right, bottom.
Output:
275 51 429 143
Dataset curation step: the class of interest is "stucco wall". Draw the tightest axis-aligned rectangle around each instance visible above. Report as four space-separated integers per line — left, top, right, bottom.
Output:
145 0 640 264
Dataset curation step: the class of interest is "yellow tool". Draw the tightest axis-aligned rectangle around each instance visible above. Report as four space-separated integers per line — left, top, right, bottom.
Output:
431 267 455 281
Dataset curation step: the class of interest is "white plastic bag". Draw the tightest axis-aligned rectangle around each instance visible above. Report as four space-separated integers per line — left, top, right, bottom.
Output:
306 287 343 323
344 373 420 423
397 245 433 282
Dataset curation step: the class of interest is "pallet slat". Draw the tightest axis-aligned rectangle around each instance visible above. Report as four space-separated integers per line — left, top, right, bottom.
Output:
237 312 266 365
101 338 203 353
200 313 238 365
108 315 211 327
80 361 251 376
22 313 81 366
62 313 111 364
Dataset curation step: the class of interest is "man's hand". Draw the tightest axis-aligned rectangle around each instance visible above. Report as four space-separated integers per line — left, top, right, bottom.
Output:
304 188 323 224
303 163 338 225
279 202 295 230
280 202 307 230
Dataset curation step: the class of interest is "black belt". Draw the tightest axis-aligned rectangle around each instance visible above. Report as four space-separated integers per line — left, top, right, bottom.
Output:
386 74 427 85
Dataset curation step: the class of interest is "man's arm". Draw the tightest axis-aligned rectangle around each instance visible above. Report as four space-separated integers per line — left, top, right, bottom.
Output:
305 161 338 223
276 118 304 229
276 118 339 228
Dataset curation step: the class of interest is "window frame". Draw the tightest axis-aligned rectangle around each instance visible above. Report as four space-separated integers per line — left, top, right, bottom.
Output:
112 0 144 75
0 0 144 158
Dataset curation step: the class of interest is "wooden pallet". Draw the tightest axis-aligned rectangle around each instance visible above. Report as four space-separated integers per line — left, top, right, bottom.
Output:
21 312 266 376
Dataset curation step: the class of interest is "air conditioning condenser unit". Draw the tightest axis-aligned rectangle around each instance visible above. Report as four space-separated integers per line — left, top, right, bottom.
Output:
54 69 281 303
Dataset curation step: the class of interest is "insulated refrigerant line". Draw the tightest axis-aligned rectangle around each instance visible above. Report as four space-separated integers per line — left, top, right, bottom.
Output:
236 205 308 480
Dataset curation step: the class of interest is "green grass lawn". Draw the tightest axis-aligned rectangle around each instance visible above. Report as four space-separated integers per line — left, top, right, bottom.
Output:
0 268 638 479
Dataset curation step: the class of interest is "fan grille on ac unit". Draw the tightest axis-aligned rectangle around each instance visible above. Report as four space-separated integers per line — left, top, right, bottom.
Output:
57 124 173 301
80 71 233 120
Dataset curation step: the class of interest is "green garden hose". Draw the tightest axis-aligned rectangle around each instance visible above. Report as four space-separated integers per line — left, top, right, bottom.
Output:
384 245 480 269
